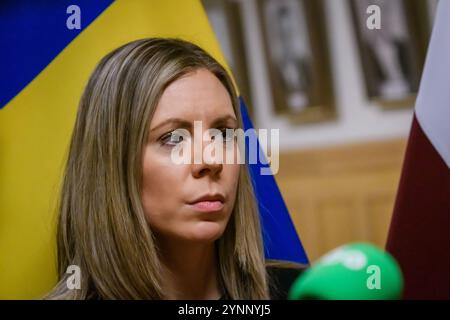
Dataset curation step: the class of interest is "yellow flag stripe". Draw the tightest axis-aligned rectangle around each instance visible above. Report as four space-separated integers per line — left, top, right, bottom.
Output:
0 0 231 299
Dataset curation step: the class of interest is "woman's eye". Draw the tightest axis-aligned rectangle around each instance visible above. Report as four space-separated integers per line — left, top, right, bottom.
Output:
214 128 235 142
160 130 185 146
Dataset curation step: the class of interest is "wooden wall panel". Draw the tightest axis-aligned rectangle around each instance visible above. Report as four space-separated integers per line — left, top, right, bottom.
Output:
275 139 407 260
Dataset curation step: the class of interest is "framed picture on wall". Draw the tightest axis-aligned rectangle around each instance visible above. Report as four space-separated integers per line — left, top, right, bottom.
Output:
201 0 255 120
427 0 439 27
257 0 336 124
349 0 433 109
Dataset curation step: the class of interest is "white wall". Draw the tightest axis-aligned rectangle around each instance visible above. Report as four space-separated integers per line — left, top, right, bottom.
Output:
238 0 416 151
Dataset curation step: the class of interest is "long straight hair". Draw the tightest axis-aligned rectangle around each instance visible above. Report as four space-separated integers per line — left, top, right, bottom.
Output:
45 38 270 299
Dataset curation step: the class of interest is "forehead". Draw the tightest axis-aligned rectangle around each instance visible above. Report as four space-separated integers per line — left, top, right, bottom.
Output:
150 69 236 125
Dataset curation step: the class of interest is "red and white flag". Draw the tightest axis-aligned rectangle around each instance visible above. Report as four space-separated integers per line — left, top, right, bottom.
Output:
386 0 450 299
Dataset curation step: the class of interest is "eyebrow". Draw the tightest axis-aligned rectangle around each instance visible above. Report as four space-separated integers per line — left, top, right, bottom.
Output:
149 114 238 133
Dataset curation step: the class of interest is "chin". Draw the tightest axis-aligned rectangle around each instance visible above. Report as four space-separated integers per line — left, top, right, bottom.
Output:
185 221 226 242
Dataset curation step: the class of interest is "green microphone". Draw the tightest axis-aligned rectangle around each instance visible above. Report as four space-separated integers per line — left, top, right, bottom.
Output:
288 243 403 300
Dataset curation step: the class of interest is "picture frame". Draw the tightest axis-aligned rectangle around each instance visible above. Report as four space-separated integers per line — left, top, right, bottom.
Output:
257 0 336 124
201 0 255 120
349 0 434 109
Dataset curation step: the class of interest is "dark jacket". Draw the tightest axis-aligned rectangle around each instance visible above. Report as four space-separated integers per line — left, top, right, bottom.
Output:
219 260 308 300
267 262 307 299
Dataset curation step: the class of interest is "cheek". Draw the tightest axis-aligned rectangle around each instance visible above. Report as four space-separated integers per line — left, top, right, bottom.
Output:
141 148 186 224
223 163 240 205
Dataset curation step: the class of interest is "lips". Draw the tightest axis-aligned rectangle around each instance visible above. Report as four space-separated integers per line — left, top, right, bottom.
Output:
188 194 225 212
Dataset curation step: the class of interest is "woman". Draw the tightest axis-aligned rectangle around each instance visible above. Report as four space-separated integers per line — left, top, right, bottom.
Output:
46 38 304 300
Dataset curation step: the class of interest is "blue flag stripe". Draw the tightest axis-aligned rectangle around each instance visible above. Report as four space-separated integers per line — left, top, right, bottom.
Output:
240 97 309 264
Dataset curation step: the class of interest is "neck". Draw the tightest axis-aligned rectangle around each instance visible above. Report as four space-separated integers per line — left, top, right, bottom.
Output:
158 238 222 300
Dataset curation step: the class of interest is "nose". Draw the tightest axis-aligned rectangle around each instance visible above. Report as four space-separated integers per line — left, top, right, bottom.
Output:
191 160 223 178
191 131 223 178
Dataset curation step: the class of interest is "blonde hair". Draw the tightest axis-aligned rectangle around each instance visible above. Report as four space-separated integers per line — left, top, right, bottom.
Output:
46 38 270 299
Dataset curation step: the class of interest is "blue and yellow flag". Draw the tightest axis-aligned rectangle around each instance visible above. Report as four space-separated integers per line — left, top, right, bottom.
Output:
0 0 308 299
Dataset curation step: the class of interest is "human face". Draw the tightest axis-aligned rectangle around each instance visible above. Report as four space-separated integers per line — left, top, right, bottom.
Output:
141 68 240 244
